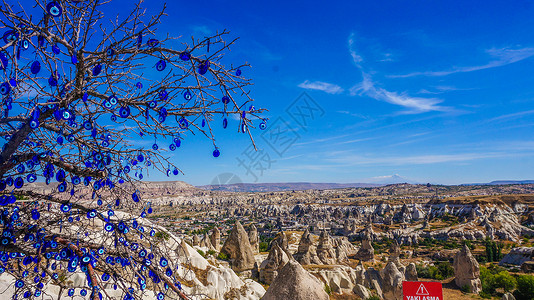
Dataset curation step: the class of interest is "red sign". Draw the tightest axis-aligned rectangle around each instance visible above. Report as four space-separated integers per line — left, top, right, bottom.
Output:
403 281 443 300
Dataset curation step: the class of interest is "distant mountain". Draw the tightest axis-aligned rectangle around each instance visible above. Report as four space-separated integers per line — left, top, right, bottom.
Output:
463 180 534 186
364 174 419 185
197 182 381 192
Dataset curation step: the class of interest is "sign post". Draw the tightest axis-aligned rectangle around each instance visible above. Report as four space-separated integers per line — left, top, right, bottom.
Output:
403 281 443 300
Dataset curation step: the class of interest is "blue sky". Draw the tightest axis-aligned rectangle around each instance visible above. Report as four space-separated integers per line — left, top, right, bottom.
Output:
108 0 534 185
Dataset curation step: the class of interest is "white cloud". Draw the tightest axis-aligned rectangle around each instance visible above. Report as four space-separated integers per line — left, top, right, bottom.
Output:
391 47 534 78
348 33 363 66
347 34 449 113
298 80 344 94
350 73 448 113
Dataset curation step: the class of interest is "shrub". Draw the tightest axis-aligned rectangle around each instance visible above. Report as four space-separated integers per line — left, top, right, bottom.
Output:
197 249 206 258
324 283 332 295
217 252 229 260
514 275 534 300
460 285 471 293
416 262 454 280
207 249 216 256
259 242 269 252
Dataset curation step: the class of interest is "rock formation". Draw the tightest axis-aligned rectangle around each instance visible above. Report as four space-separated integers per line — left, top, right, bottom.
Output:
192 234 200 246
405 263 418 281
389 240 402 268
270 231 289 254
260 244 290 284
249 224 260 254
355 236 375 262
261 260 329 300
353 284 371 300
502 292 516 300
316 230 336 264
381 261 405 300
294 228 321 265
453 244 482 294
221 221 255 272
210 227 221 251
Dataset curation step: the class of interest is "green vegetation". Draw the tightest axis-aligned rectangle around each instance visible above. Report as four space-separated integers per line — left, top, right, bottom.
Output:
514 274 534 300
480 265 517 298
416 262 454 280
324 283 331 295
217 252 229 260
197 249 206 258
368 296 380 300
191 224 215 235
418 238 461 250
259 242 269 252
485 239 504 262
207 249 216 256
154 231 170 241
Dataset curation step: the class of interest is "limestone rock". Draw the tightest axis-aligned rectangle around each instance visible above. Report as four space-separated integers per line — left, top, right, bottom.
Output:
381 261 404 300
332 236 357 263
270 231 289 254
499 247 534 266
192 234 200 246
405 263 418 281
261 260 329 300
502 292 516 300
453 244 482 294
210 227 221 251
249 224 260 254
389 240 403 268
355 238 375 262
221 221 255 272
353 284 371 299
260 244 290 284
316 230 336 264
294 228 321 265
200 233 213 249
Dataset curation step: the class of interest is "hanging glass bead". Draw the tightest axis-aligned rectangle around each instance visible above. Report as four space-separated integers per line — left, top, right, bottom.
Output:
92 64 102 76
179 117 189 129
180 51 190 61
136 33 142 48
156 60 166 71
236 68 242 76
106 47 115 57
0 82 10 95
184 90 192 100
46 1 62 17
222 118 228 129
51 44 60 54
198 60 209 75
213 149 220 157
259 121 267 130
31 61 41 74
119 106 130 118
222 96 230 104
147 39 159 48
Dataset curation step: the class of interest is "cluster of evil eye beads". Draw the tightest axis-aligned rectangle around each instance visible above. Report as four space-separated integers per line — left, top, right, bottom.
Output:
0 2 269 298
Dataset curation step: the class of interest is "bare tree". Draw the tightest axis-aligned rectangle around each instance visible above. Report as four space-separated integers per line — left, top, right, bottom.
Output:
0 0 266 299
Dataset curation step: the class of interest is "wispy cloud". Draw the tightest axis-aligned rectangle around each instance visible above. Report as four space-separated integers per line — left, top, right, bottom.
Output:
347 34 449 113
488 109 534 122
298 80 344 94
349 73 449 113
348 33 363 66
391 47 534 78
